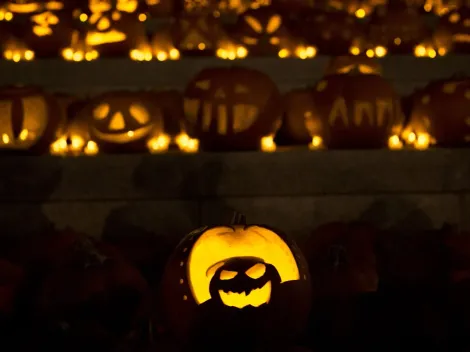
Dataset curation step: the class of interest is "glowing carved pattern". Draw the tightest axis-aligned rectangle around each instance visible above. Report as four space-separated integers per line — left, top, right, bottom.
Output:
328 98 395 127
187 225 300 305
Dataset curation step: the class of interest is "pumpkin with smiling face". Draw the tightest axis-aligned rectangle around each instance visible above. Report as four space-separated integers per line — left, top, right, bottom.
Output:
183 67 282 151
77 91 165 153
160 213 311 347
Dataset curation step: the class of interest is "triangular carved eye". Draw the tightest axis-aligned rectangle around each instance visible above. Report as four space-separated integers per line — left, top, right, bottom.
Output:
266 15 281 34
245 15 263 33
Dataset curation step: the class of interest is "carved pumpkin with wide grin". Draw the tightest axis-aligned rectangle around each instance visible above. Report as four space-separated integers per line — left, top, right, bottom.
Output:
160 213 311 346
76 91 165 153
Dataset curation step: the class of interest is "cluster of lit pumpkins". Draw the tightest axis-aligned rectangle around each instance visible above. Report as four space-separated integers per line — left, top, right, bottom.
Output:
0 0 469 63
0 56 468 156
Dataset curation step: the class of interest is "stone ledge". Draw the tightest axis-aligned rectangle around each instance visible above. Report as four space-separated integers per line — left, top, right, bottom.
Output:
1 56 470 95
0 149 469 202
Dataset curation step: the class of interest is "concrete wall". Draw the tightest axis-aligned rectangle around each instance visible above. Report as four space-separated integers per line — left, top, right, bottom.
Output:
1 56 470 96
1 149 469 242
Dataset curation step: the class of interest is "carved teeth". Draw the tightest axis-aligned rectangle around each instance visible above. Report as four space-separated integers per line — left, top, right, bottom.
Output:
218 281 271 309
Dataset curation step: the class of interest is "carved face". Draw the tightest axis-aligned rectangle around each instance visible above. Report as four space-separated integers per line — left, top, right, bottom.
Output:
294 10 365 55
408 77 470 147
367 4 430 53
233 7 288 54
0 86 60 151
183 67 282 150
174 14 221 51
307 70 403 148
209 257 281 309
86 92 162 144
435 8 470 52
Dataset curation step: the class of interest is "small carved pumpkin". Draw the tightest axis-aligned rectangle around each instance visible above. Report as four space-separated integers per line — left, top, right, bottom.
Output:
82 0 147 57
0 85 62 154
367 3 431 55
290 9 366 56
307 66 404 149
160 213 311 347
183 66 282 151
407 75 470 147
77 91 164 153
172 13 224 55
1 0 77 60
434 7 470 54
230 6 295 55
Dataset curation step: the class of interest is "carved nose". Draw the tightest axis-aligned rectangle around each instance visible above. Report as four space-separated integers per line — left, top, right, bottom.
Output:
109 112 125 130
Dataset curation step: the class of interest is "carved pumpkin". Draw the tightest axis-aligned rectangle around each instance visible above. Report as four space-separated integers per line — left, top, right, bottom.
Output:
406 75 470 147
0 85 62 154
37 235 149 347
82 0 147 57
172 13 224 55
76 91 166 153
307 66 404 149
183 66 282 151
1 0 77 60
276 88 316 145
230 6 298 56
367 3 431 55
289 9 366 56
160 213 311 347
434 7 470 54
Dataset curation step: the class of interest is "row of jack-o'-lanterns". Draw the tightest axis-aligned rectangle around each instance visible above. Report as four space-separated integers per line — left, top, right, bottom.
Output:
0 0 470 62
0 56 469 156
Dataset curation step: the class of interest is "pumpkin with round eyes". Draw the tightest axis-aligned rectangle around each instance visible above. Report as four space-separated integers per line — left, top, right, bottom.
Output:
434 7 470 54
183 66 282 151
160 213 311 346
229 6 296 56
76 91 165 153
0 85 62 154
406 75 470 148
307 66 404 149
289 9 366 56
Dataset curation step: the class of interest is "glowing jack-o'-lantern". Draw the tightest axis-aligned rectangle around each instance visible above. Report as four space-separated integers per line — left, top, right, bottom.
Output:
230 6 313 58
160 213 311 345
172 13 225 55
326 0 388 18
80 0 147 57
306 64 404 149
183 67 283 151
367 4 431 56
405 76 470 148
290 9 366 56
433 7 470 54
1 0 76 59
74 91 168 153
0 85 62 154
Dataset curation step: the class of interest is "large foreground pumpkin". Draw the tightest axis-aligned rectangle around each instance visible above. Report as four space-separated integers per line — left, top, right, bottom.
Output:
160 213 311 349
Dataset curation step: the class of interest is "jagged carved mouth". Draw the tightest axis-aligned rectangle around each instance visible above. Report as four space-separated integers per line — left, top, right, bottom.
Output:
218 281 271 309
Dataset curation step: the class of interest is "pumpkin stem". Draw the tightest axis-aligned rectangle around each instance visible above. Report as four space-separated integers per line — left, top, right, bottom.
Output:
231 211 247 226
